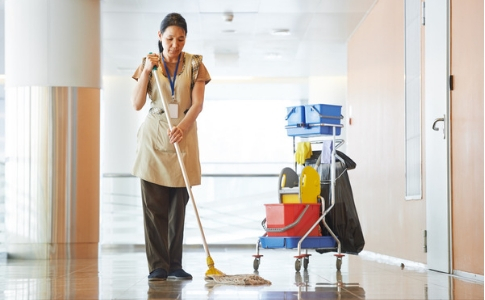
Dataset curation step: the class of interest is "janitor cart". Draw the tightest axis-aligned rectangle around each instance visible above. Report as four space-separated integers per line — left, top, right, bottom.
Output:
253 104 345 272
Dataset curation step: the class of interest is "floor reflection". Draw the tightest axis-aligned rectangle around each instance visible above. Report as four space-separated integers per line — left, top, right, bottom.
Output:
148 281 191 300
0 246 483 300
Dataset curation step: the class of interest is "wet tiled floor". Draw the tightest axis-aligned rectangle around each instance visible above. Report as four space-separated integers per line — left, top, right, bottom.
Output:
1 245 483 299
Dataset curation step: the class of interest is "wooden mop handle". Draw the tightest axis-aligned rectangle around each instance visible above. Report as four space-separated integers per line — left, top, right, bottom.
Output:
151 67 211 257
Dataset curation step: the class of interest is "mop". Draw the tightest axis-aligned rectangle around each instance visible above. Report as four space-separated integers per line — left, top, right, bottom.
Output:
152 66 271 286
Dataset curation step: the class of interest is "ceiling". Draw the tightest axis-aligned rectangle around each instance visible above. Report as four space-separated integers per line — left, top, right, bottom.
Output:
102 0 377 78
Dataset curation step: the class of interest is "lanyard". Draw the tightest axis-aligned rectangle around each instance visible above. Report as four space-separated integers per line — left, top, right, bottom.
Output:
161 53 181 101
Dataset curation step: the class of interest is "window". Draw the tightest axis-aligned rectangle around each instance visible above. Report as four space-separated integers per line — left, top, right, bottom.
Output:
404 0 423 199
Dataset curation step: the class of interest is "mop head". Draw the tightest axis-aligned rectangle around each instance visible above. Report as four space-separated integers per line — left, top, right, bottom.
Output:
204 256 271 285
205 274 272 286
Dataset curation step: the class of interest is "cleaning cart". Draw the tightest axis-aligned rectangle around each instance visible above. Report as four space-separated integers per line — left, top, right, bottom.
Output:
253 104 345 272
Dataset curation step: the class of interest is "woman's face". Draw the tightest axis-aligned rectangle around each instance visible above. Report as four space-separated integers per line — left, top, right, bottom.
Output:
159 25 186 60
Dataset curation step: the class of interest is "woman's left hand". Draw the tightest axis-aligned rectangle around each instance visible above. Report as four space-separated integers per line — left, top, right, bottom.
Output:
168 126 184 144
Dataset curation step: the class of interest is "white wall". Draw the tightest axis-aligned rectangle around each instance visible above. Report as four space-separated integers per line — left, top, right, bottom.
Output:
309 76 347 106
309 76 348 151
101 76 148 175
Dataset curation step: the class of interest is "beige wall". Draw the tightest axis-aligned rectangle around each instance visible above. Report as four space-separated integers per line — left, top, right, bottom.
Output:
347 0 427 263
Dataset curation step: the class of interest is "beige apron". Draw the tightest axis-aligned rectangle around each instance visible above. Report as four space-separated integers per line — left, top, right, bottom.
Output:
132 53 202 187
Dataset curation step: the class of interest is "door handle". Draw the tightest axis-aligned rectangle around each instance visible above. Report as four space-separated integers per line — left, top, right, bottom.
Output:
432 117 444 131
432 116 445 139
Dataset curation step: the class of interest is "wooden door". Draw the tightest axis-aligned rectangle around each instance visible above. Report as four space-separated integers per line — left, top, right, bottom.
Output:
450 0 484 277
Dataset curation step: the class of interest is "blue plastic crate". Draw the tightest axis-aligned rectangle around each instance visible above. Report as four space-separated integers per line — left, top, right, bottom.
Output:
286 125 341 136
305 104 342 125
286 106 305 126
285 104 343 136
286 106 306 136
260 236 337 249
302 123 341 136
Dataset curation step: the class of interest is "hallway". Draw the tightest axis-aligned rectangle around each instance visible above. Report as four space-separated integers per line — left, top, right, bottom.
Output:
1 245 483 299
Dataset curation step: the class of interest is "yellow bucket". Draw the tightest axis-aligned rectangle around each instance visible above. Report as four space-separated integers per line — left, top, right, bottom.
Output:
299 166 321 203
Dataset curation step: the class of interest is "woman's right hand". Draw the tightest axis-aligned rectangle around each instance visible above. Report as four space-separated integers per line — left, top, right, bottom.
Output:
144 53 159 72
132 53 158 111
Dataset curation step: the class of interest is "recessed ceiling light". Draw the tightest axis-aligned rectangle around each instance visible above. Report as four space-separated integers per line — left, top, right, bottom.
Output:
222 29 236 34
271 29 291 36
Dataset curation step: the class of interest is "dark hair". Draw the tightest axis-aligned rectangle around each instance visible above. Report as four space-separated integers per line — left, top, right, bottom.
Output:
158 13 188 53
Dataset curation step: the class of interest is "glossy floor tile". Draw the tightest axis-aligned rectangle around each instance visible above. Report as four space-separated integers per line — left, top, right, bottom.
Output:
0 245 483 300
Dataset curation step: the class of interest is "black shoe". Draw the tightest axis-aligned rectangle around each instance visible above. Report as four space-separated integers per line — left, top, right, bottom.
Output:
148 268 168 281
168 269 193 280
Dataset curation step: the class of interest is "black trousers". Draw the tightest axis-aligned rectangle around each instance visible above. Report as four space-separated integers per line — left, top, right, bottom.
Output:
140 179 189 273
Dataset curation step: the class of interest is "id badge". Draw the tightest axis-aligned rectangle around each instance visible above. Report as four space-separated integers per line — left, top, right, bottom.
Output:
168 103 179 119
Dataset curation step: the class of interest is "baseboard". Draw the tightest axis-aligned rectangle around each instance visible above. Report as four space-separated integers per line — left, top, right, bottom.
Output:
358 250 427 271
453 270 484 283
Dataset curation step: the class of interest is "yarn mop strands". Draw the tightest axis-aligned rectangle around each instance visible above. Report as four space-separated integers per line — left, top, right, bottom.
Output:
206 274 272 286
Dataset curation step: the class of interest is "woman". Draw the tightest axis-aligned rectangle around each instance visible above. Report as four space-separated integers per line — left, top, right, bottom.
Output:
131 12 211 281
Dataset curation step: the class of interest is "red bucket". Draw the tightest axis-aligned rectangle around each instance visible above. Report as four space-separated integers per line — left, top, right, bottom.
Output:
264 203 321 237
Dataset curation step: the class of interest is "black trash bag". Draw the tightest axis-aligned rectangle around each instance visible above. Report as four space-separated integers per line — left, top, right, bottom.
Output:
305 150 356 170
315 152 365 255
335 150 356 170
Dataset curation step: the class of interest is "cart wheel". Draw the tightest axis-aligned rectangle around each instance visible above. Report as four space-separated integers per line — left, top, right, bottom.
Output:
295 259 302 272
336 257 342 271
303 257 309 270
253 258 260 271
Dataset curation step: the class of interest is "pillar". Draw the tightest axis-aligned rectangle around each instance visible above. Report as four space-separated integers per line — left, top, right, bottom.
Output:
4 0 101 259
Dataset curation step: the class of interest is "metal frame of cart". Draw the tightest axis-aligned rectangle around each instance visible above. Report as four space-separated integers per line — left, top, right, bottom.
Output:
253 122 345 272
